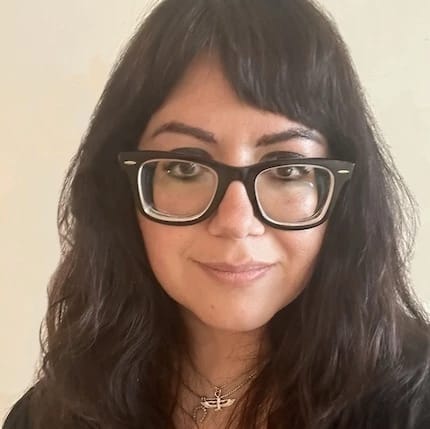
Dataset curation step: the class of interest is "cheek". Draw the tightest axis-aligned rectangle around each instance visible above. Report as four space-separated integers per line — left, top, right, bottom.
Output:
279 223 326 253
136 214 193 288
274 223 327 279
267 224 327 311
138 215 182 261
137 216 213 318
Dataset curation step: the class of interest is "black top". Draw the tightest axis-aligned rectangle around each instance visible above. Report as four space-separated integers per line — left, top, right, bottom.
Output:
3 388 32 429
4 385 430 429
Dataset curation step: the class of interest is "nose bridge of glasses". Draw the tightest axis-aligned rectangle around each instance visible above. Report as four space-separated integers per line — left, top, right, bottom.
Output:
221 164 250 180
215 164 257 210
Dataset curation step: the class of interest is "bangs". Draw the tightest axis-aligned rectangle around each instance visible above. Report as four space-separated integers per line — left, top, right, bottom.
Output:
102 0 361 161
212 0 341 128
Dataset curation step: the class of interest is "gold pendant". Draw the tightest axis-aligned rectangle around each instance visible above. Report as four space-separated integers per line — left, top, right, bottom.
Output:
192 387 236 423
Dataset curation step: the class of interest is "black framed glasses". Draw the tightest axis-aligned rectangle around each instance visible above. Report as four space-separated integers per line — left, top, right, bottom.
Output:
118 150 355 230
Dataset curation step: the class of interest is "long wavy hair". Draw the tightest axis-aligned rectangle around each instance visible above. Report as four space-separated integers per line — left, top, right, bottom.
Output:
29 0 430 428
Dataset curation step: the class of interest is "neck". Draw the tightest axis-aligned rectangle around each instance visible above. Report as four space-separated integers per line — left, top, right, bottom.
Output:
181 309 267 389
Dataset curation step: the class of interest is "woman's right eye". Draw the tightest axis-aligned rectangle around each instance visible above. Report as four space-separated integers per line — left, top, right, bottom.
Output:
164 161 202 179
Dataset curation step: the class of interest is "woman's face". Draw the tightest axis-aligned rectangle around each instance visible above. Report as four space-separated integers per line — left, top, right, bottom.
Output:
137 57 328 333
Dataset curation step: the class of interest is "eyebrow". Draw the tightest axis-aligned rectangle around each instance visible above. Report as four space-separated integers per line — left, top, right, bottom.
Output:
150 121 324 146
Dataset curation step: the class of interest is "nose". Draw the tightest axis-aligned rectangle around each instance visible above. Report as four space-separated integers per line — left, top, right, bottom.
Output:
207 181 265 239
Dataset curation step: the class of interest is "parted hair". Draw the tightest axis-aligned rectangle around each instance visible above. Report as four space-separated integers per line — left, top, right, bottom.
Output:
28 0 429 428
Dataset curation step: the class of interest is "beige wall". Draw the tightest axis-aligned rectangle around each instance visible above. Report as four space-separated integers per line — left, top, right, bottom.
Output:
1 0 429 421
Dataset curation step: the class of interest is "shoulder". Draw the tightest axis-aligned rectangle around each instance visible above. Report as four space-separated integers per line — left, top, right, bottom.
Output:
402 322 430 428
414 376 430 428
3 388 33 429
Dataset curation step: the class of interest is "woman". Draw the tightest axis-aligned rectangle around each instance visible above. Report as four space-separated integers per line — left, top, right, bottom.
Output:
4 0 430 428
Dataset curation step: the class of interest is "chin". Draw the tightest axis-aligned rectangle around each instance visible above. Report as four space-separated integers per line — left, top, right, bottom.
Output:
196 310 277 334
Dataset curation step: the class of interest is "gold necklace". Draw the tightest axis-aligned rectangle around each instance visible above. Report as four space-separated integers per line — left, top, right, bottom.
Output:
182 370 258 424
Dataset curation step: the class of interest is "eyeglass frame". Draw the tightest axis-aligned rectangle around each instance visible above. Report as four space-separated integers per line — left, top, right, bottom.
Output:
118 150 355 231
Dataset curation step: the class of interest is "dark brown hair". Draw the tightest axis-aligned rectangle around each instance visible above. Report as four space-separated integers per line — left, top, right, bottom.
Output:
28 0 429 428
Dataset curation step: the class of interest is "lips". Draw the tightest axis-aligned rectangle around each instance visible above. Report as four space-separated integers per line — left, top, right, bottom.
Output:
195 260 275 284
198 262 273 272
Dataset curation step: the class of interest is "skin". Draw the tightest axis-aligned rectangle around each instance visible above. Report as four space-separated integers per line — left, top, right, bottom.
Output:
137 56 328 402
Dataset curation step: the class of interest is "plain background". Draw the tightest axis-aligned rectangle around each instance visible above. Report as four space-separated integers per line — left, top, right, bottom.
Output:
1 0 429 421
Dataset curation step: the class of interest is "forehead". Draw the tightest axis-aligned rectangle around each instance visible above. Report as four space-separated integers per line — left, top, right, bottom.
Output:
139 56 328 157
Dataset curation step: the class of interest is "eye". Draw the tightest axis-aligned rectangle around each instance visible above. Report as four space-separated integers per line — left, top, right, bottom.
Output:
164 161 203 180
271 165 312 180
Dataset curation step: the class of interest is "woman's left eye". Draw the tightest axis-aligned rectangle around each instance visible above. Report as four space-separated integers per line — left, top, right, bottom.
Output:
272 166 311 180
